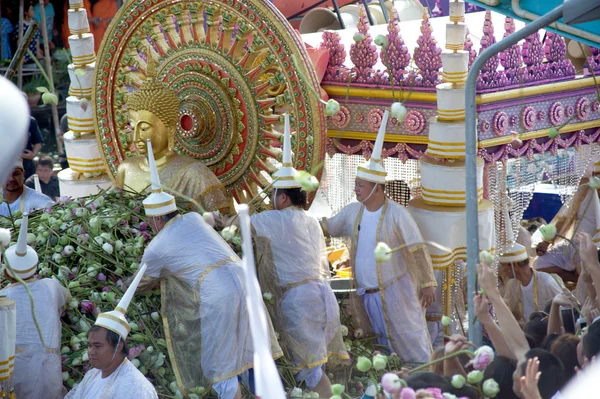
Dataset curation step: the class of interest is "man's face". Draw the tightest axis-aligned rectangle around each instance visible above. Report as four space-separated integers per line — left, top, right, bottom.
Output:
4 168 24 192
87 328 120 370
498 262 515 281
354 178 376 202
148 216 165 234
36 165 53 182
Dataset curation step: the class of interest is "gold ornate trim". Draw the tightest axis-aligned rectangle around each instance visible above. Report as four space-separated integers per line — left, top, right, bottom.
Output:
143 199 176 209
98 313 132 332
357 165 387 177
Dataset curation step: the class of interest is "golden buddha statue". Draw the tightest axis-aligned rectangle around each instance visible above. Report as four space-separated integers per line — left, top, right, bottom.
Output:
116 53 231 214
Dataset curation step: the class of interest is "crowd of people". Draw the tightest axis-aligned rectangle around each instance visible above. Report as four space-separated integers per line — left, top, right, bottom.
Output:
1 0 118 62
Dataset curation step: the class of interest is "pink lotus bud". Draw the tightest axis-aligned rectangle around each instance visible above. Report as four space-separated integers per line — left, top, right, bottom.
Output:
139 222 149 231
382 373 403 393
80 301 95 314
472 345 494 370
97 273 107 282
400 387 416 399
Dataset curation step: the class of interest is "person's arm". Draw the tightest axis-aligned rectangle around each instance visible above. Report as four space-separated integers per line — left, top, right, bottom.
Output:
443 335 469 377
535 266 578 283
547 290 578 335
576 232 600 309
474 293 515 359
320 205 351 239
478 261 530 362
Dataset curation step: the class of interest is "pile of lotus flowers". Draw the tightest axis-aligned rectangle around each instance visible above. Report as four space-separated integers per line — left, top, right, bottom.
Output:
0 189 242 398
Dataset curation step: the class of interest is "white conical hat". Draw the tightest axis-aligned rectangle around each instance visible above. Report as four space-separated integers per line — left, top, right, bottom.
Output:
356 110 389 184
3 214 38 279
13 158 24 171
94 263 148 340
592 188 600 247
499 201 528 264
272 114 301 189
33 174 42 193
142 139 177 217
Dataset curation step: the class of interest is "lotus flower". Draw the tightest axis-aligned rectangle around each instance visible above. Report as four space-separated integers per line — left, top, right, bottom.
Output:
381 373 403 393
294 171 320 192
482 378 500 398
0 228 11 246
479 250 494 264
262 292 273 302
353 33 365 42
451 374 465 389
589 176 600 189
374 242 392 262
373 353 387 371
357 356 372 372
391 102 408 122
472 345 495 370
539 224 557 241
374 34 388 47
331 383 345 395
400 387 417 399
467 370 484 384
340 325 349 336
325 99 341 116
80 301 95 314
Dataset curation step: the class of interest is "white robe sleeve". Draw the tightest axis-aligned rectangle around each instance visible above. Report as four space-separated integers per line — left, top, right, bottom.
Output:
141 247 165 278
322 203 355 238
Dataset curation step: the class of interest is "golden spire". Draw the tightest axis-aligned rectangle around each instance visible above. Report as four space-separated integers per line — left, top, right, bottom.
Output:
146 46 157 80
126 47 180 127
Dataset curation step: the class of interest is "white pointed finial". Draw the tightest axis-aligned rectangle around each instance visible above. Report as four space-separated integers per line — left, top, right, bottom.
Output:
146 139 162 192
371 110 389 162
33 174 42 193
15 213 30 256
115 263 148 315
282 114 292 165
238 204 286 398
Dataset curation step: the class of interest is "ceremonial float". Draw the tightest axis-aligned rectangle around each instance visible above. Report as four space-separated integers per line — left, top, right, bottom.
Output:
300 2 600 328
59 0 112 199
92 0 327 203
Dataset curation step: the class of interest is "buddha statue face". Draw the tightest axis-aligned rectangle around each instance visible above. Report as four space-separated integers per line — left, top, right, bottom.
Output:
129 110 173 159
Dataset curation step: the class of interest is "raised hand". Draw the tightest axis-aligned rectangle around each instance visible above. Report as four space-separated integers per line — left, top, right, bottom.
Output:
474 293 492 322
444 334 469 355
477 261 497 294
519 357 542 399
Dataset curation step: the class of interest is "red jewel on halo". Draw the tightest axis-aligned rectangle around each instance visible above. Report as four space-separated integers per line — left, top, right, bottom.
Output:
180 114 193 131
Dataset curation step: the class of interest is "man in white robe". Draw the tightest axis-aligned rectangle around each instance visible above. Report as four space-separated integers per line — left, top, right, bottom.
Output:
1 213 70 399
0 159 54 217
137 139 280 399
65 264 157 399
246 114 348 396
500 238 564 324
321 111 436 363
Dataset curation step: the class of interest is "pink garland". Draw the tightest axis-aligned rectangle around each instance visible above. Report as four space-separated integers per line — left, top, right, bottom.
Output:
326 129 600 163
327 138 426 162
477 129 600 163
